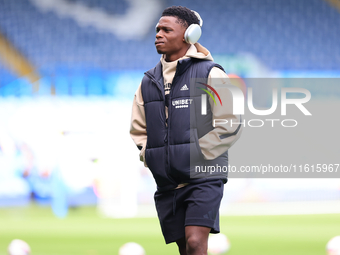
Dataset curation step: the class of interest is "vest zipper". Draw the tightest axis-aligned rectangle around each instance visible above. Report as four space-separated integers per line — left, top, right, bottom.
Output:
166 65 180 181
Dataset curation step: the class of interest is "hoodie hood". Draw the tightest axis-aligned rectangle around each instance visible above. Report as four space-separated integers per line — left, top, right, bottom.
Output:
185 43 214 61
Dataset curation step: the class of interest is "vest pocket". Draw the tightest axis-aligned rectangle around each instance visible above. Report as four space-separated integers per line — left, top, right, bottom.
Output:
168 143 191 181
145 146 175 188
190 128 205 168
168 129 204 181
192 128 204 161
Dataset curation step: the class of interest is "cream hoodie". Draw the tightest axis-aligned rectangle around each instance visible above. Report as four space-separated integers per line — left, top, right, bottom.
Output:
130 43 242 168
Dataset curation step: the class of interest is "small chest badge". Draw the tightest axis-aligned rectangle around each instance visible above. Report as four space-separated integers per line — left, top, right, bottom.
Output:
180 84 189 91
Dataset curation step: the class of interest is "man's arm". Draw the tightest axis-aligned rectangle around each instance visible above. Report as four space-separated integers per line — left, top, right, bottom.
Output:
130 83 148 167
198 67 243 160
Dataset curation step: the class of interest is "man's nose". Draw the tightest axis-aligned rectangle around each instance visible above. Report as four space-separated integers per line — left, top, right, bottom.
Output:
156 31 163 38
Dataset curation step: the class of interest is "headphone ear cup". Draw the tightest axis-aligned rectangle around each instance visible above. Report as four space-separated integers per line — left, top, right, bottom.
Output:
184 24 202 44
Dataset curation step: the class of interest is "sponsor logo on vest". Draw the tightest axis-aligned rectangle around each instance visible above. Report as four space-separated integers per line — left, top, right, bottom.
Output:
172 98 193 108
180 84 189 91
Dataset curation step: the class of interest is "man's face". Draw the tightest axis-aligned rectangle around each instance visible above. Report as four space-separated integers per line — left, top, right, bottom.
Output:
155 16 187 60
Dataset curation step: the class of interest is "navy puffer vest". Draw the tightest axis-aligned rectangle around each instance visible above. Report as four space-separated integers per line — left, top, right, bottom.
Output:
141 58 228 192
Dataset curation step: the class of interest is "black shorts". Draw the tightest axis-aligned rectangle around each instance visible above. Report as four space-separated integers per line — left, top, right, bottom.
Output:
154 179 224 244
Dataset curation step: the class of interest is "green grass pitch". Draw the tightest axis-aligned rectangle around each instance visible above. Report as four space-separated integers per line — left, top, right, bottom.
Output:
0 205 339 255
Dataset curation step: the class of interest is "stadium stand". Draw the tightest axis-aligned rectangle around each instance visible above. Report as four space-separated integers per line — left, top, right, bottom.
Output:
0 0 339 96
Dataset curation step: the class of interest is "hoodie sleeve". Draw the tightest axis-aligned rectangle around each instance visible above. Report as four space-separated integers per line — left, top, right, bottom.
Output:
198 67 243 160
130 83 148 167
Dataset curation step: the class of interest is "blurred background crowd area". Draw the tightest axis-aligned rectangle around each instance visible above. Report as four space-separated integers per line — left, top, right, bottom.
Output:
0 0 339 217
0 0 340 97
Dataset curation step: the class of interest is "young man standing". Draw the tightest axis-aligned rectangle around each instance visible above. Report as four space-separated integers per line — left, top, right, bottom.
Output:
130 6 242 255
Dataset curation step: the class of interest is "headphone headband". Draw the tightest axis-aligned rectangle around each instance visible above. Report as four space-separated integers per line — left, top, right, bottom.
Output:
191 10 203 27
183 10 203 44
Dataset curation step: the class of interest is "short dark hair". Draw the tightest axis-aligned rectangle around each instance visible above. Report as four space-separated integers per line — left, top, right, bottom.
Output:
161 6 200 28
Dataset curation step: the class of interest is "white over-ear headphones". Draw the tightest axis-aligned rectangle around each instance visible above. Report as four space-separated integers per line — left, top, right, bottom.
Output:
184 10 203 44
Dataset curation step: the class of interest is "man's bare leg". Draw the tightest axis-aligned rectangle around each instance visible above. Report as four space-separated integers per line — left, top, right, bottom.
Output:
185 226 211 255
